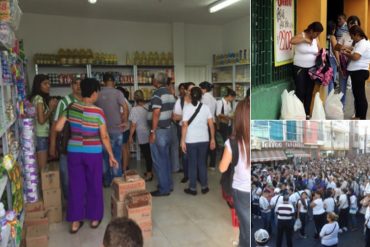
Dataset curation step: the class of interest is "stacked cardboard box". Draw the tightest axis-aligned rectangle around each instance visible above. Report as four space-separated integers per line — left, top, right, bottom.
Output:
111 170 152 239
41 162 62 224
23 201 49 247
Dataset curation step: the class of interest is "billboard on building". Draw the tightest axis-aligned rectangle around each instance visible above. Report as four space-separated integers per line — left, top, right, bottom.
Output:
274 0 295 66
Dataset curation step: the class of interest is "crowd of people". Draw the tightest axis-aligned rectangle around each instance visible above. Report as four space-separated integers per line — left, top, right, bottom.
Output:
291 14 370 120
27 71 249 245
252 155 370 247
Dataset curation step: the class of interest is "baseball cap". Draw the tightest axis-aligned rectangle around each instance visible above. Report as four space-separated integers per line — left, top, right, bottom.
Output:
255 229 269 244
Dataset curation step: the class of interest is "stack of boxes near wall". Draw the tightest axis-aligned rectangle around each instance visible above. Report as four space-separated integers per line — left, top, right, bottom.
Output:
22 162 63 247
111 170 152 239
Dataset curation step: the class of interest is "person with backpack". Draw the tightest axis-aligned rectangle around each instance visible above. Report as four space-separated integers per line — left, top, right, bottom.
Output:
181 87 216 195
343 25 370 119
290 22 323 119
219 98 249 247
173 82 195 183
320 212 340 247
297 191 309 238
50 76 82 200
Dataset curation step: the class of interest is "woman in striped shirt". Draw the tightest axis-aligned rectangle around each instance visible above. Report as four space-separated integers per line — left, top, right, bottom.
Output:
56 78 118 234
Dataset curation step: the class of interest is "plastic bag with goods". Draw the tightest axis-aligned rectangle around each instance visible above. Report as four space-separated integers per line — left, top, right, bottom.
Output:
311 92 326 120
294 218 302 231
0 22 15 49
325 91 344 120
280 90 306 120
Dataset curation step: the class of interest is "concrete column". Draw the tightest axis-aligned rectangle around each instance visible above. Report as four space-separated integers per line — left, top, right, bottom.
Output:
172 23 186 88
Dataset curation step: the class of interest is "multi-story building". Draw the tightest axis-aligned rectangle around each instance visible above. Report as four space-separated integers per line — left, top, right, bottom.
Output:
321 121 350 157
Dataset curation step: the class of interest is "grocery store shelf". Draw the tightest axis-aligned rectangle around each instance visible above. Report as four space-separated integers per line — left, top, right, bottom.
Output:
213 81 233 84
0 176 8 200
117 83 134 86
137 83 153 86
137 65 174 69
36 64 87 68
50 84 72 88
91 64 133 69
213 62 249 68
1 224 11 247
0 118 16 138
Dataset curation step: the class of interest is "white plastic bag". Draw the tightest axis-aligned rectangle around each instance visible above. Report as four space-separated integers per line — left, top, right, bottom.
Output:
325 90 344 120
311 92 326 120
280 90 306 120
294 218 302 231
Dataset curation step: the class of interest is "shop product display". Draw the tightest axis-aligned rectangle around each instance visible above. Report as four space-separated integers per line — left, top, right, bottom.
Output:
213 49 249 66
47 73 87 86
92 71 134 85
0 0 22 30
8 163 23 213
126 51 173 66
21 119 39 203
0 22 15 49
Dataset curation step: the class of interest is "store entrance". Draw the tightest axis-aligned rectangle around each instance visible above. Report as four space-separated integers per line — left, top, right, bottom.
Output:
327 0 344 24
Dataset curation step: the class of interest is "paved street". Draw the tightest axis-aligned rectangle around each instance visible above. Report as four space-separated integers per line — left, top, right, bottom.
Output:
251 213 366 247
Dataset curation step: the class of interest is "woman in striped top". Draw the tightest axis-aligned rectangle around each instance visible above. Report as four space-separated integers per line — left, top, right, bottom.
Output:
55 78 118 234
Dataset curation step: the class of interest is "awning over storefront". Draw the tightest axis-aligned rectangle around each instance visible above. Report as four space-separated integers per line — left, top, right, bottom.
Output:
251 150 287 163
287 150 311 158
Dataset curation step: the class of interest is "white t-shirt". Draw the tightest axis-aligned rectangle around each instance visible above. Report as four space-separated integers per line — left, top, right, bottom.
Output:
293 35 319 68
347 39 370 71
338 32 353 47
259 196 271 213
350 195 358 213
312 198 325 215
201 92 217 122
338 194 349 209
173 98 188 126
270 194 281 208
324 197 336 213
298 199 308 213
183 103 212 143
225 139 250 192
216 98 233 121
320 222 339 246
128 105 150 144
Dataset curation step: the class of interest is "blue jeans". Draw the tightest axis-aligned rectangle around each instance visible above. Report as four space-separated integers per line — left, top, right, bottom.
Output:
186 142 209 190
60 154 69 200
328 56 337 94
103 133 123 186
261 211 272 234
340 73 349 106
36 137 48 152
233 190 250 247
170 123 180 172
150 128 173 194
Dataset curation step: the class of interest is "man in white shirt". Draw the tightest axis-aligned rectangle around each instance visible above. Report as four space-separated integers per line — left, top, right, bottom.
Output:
199 81 217 170
259 190 272 234
216 88 236 142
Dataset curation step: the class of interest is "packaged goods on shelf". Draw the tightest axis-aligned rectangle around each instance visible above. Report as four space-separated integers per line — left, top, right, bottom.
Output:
47 73 87 86
21 118 39 203
213 49 249 66
0 22 15 49
127 51 173 66
92 71 134 85
0 0 22 30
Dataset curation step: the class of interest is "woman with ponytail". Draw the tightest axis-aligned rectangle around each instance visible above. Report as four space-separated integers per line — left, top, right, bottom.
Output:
180 87 216 196
219 97 250 247
344 25 370 119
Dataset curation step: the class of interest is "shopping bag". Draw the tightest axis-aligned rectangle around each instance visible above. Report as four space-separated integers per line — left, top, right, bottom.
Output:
311 92 326 120
325 90 344 120
280 90 306 120
294 218 302 231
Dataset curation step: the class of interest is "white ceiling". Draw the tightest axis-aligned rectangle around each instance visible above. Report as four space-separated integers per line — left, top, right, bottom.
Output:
19 0 250 25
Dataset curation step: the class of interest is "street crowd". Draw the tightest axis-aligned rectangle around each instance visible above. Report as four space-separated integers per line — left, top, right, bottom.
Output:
252 154 370 247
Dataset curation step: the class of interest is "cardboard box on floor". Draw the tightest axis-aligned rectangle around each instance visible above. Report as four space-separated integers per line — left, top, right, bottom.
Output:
111 195 126 218
43 188 62 208
138 221 152 239
26 223 49 247
25 201 44 213
124 170 141 182
41 162 60 191
46 206 62 224
112 177 145 201
125 191 152 223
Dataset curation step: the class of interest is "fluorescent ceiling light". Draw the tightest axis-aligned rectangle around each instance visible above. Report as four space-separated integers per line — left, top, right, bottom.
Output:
88 0 97 4
209 0 242 13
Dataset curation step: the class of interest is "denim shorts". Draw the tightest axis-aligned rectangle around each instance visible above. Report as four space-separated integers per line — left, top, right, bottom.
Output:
36 137 49 152
122 130 130 144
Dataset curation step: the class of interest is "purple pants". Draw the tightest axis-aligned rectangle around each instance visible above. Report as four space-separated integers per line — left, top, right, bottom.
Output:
67 152 104 222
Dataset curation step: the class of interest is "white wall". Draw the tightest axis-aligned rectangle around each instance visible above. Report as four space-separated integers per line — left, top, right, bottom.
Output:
222 16 249 53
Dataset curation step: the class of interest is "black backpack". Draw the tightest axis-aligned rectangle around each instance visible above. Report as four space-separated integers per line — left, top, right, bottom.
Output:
220 138 239 201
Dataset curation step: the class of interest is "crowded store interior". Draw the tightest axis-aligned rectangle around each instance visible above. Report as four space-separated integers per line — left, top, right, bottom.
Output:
0 0 250 247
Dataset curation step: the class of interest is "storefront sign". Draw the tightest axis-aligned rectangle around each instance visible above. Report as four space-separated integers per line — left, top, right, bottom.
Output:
261 141 305 149
274 0 295 66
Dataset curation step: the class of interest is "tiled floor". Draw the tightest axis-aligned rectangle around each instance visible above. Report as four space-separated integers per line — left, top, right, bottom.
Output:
48 160 239 247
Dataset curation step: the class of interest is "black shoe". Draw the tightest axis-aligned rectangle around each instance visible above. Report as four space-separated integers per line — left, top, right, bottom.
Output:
201 187 210 194
184 188 197 196
181 177 188 183
150 190 170 197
